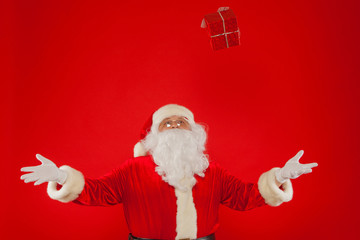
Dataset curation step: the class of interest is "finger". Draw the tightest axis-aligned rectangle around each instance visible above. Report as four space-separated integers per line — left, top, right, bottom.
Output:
36 154 51 164
20 173 35 180
291 150 304 163
303 169 313 174
20 166 37 172
34 179 46 186
294 170 305 177
24 176 40 183
302 162 318 169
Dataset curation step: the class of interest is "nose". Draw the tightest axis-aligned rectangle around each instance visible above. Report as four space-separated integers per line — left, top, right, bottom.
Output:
169 121 179 128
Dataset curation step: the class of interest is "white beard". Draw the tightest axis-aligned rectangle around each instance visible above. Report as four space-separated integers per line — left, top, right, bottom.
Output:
143 124 209 191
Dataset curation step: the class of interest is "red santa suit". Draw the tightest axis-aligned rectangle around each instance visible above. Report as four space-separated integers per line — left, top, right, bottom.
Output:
46 155 294 239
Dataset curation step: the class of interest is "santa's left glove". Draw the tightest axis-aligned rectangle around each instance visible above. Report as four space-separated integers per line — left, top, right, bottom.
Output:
275 150 318 184
21 154 68 185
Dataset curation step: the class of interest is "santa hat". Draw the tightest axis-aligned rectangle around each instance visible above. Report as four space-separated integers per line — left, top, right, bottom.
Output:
133 104 195 157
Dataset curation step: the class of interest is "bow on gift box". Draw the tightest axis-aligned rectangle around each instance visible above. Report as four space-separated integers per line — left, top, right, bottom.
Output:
201 7 240 51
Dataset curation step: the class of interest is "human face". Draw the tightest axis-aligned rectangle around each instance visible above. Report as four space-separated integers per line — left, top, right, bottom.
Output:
158 115 191 132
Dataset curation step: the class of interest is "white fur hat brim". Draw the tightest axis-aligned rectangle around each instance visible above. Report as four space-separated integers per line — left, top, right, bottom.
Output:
152 104 194 127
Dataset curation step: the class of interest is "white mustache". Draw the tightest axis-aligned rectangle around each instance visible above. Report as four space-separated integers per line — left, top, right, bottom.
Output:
143 125 209 190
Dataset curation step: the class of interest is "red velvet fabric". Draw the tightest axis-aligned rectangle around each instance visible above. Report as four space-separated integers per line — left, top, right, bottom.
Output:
74 156 266 239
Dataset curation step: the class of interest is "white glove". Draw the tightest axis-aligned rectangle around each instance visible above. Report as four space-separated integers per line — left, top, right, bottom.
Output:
275 150 318 184
20 154 68 185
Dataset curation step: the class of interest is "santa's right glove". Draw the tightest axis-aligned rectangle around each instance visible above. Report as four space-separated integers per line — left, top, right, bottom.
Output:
20 154 68 185
275 150 318 184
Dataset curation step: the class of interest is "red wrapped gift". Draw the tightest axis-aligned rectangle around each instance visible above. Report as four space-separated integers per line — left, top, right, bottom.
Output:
202 8 240 51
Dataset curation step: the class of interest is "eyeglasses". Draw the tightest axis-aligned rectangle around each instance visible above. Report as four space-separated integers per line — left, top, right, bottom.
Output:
163 119 187 128
159 117 191 130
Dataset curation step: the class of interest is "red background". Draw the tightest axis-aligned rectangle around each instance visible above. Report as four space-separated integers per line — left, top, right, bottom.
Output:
2 0 360 239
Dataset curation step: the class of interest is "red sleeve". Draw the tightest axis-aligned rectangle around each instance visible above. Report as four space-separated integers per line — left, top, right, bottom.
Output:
73 165 126 206
219 166 266 211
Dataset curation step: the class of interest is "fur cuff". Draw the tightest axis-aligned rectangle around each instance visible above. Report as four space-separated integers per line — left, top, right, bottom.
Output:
258 168 293 207
47 165 85 203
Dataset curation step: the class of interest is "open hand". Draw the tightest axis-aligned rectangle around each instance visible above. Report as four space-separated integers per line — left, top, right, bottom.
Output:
20 154 67 185
275 150 318 184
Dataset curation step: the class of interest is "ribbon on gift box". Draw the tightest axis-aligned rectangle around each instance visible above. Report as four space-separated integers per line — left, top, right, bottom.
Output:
212 9 240 48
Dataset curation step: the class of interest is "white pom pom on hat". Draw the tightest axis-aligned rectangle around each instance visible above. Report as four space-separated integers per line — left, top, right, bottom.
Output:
133 141 148 158
133 104 195 157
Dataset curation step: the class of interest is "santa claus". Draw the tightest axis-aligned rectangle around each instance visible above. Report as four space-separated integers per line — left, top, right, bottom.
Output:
20 104 318 240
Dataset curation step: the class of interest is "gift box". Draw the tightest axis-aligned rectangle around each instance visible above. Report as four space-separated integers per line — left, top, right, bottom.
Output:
202 8 240 51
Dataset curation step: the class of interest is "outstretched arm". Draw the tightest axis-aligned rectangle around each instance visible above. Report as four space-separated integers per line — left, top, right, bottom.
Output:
21 154 85 203
20 154 124 205
258 150 318 206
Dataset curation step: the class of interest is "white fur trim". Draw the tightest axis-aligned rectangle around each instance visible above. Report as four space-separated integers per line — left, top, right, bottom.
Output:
174 178 197 239
133 141 148 157
258 168 293 207
47 165 85 203
152 104 195 129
